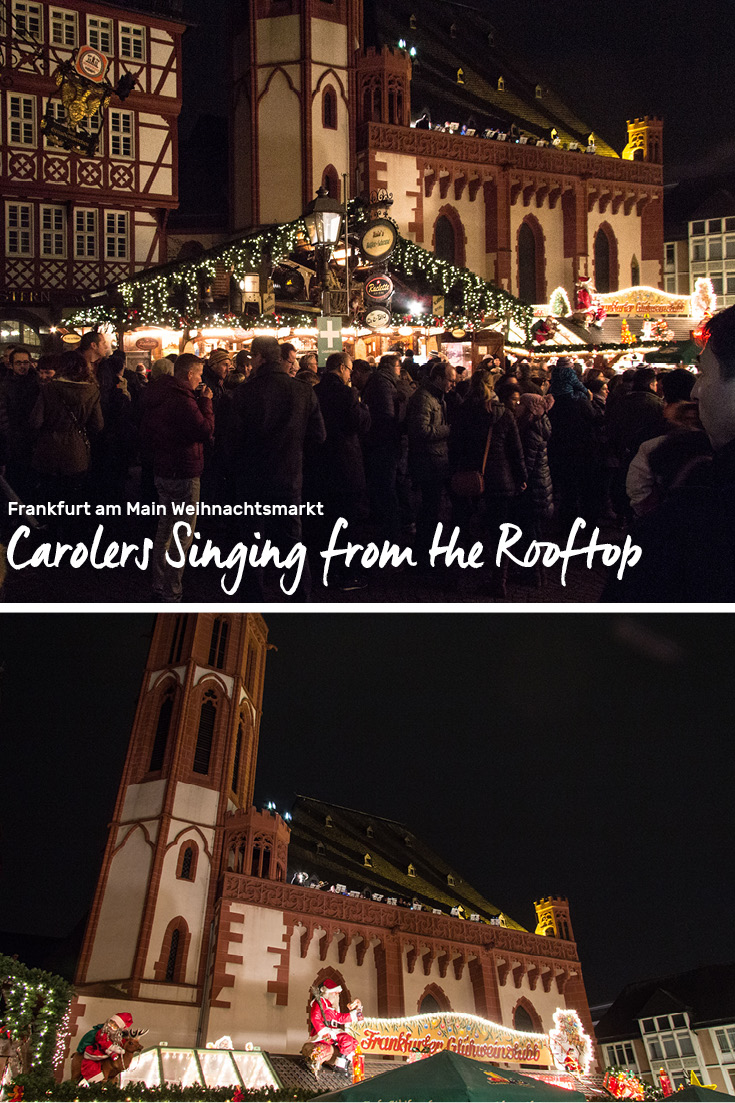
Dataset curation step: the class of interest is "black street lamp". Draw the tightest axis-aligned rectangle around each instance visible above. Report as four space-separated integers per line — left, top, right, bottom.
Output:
303 186 344 315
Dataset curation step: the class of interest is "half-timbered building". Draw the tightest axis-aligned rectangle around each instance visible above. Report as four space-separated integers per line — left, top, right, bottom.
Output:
0 0 184 341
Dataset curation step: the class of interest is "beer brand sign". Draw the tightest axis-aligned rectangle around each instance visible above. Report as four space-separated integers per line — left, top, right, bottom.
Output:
353 1013 552 1066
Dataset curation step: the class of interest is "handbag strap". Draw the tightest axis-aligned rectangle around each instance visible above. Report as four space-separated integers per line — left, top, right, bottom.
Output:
480 422 493 476
58 393 88 440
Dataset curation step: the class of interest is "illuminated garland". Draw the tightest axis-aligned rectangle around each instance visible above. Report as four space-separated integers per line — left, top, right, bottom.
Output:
110 215 531 334
388 236 534 334
7 1073 316 1101
0 954 74 1076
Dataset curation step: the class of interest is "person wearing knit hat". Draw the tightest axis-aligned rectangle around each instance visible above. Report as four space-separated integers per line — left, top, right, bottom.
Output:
307 978 363 1076
207 348 232 374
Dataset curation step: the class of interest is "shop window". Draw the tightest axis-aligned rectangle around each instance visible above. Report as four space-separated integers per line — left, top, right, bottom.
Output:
322 86 337 130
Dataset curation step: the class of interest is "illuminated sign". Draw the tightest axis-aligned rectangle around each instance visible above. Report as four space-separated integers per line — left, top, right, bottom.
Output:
364 274 394 302
359 219 398 262
365 307 392 329
353 1013 552 1066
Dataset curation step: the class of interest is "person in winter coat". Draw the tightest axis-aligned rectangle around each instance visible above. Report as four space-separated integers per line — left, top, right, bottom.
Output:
313 352 371 589
517 392 554 526
549 357 591 401
407 360 456 566
228 336 325 600
449 369 527 596
361 353 407 541
139 353 214 601
29 351 103 509
0 345 40 499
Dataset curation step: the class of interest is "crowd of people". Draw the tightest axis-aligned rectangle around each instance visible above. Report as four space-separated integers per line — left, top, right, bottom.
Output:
2 304 735 602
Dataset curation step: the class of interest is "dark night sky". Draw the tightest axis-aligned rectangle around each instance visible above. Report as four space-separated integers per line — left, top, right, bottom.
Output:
178 0 735 182
0 614 731 1009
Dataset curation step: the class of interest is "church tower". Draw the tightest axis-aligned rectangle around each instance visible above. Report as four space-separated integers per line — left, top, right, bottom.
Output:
229 0 363 229
76 613 269 1004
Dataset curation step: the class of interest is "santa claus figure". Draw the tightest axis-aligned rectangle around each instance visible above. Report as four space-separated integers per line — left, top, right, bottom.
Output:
76 1012 133 1085
308 979 362 1076
574 276 593 314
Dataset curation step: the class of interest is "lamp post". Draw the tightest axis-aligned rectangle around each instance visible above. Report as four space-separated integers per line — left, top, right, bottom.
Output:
303 185 344 315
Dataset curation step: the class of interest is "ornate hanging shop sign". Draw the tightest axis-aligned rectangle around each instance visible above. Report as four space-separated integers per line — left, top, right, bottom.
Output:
359 219 398 263
364 273 394 302
365 307 392 329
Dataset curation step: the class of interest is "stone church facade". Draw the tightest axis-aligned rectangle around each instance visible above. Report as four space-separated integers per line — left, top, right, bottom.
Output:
69 612 596 1072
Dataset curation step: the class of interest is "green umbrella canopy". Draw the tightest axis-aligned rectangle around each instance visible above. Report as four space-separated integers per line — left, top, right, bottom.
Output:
313 1050 587 1101
671 1088 735 1101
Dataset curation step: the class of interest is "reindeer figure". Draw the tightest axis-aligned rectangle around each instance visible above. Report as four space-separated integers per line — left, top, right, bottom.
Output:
98 1029 148 1083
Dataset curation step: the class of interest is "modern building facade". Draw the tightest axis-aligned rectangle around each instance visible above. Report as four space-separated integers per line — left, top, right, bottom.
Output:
70 612 597 1077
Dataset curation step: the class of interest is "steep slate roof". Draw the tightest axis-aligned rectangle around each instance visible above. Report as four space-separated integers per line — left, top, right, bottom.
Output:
688 188 735 222
595 963 735 1042
287 795 527 930
363 0 618 156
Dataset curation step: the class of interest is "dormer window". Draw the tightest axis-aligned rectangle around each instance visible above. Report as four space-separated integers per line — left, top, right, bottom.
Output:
366 825 374 838
535 84 543 99
447 873 455 886
497 76 505 92
364 853 373 868
325 814 333 828
450 23 457 37
408 863 416 877
409 13 417 29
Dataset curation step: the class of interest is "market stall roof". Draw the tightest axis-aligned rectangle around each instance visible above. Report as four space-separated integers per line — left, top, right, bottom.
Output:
92 215 532 334
313 1050 587 1101
672 1087 735 1101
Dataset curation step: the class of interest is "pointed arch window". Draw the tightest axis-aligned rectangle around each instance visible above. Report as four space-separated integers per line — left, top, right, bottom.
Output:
251 834 271 877
166 929 180 980
193 690 217 774
208 617 229 669
155 917 190 983
631 255 640 286
435 216 456 265
245 641 259 695
177 840 199 881
168 614 188 664
231 721 243 792
149 685 174 772
322 85 337 130
323 164 340 200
